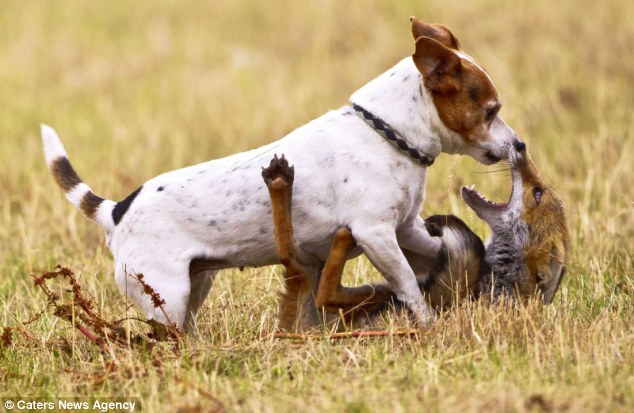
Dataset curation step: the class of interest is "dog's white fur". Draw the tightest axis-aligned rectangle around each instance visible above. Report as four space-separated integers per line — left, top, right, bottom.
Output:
42 56 518 330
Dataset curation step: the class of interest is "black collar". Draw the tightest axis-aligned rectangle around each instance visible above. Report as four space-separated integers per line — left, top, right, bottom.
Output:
352 103 435 167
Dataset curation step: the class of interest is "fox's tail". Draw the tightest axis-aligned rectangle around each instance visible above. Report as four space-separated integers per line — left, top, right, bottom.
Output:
41 124 116 233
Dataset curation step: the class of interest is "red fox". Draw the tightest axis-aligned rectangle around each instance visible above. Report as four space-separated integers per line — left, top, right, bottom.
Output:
262 146 568 328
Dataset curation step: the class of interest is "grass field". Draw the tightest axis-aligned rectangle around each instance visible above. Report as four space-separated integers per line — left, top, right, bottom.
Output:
1 0 633 412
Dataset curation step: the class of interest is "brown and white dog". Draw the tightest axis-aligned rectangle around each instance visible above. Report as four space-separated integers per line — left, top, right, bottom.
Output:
262 146 568 328
43 17 522 331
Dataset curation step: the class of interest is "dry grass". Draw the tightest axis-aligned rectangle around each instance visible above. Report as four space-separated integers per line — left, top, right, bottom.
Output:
1 0 633 412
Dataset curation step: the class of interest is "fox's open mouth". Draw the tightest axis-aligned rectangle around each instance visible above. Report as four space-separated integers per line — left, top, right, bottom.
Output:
461 185 508 211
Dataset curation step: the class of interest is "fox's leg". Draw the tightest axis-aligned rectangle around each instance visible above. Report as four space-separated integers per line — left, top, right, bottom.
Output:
316 228 395 318
262 155 318 330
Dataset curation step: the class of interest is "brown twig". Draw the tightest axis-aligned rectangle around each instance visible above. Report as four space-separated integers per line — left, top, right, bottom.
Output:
126 272 183 340
25 265 181 356
265 329 419 340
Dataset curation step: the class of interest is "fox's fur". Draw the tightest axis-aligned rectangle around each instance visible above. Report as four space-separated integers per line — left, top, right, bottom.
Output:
466 148 569 304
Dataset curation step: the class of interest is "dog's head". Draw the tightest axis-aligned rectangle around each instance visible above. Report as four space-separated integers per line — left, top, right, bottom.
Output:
410 17 521 164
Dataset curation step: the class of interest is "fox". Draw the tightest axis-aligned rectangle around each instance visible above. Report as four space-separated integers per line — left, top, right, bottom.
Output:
262 144 568 328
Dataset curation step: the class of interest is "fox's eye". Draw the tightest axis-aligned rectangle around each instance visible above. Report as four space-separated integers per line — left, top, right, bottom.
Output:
485 104 500 121
533 187 543 203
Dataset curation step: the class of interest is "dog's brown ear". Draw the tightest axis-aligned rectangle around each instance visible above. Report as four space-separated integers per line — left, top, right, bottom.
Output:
410 16 461 50
413 36 462 94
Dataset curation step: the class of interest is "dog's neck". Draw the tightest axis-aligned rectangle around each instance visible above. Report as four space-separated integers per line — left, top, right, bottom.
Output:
350 57 456 161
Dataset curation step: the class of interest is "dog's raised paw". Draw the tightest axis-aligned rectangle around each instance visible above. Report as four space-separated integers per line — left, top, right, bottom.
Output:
261 154 295 187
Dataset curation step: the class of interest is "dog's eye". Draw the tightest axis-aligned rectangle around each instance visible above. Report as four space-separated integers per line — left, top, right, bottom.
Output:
486 102 502 122
485 106 499 121
533 187 543 203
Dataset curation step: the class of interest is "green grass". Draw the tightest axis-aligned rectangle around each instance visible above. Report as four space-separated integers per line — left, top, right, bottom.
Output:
1 0 633 411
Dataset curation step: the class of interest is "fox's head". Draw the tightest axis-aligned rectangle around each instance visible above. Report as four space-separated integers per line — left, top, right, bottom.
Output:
461 147 569 304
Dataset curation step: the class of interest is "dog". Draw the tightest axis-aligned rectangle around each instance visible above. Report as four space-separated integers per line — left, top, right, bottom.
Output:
42 17 522 331
263 145 568 326
262 155 484 327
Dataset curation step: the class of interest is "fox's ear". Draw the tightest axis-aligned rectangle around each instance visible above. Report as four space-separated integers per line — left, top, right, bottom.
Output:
537 259 566 304
410 17 461 50
413 36 462 94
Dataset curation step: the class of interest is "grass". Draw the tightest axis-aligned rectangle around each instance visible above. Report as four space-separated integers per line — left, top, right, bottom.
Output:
1 0 633 411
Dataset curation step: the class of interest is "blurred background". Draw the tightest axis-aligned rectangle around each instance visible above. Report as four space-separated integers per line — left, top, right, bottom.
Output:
1 0 631 281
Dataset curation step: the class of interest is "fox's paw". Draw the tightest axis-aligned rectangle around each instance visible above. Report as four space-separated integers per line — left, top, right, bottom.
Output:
262 154 295 188
424 219 444 237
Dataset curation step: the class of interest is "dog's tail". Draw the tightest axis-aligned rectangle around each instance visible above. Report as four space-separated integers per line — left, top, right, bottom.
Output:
41 124 116 232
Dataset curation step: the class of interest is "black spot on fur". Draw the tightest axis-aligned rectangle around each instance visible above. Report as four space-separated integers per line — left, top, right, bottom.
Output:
112 186 143 225
343 177 348 183
402 74 410 82
50 157 82 192
208 220 217 227
411 95 418 102
79 192 104 220
259 227 268 235
157 186 165 192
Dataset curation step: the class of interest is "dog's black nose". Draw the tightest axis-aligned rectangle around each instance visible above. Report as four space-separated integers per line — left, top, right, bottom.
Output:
514 140 526 152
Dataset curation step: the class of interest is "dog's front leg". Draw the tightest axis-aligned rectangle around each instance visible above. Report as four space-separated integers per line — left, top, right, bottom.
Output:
397 216 442 257
396 217 443 287
351 224 435 325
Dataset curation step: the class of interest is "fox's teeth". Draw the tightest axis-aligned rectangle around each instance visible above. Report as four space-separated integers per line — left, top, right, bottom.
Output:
469 184 476 190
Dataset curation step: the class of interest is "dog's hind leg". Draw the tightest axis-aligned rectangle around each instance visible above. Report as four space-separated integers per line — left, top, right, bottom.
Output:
115 257 193 332
262 154 319 330
185 269 217 333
